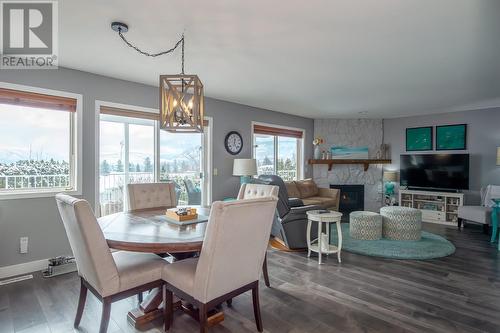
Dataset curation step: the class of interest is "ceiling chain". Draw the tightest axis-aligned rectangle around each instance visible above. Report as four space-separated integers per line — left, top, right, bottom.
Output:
116 27 185 74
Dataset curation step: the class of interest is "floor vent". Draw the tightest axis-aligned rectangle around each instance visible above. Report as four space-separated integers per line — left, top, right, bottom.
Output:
0 274 33 286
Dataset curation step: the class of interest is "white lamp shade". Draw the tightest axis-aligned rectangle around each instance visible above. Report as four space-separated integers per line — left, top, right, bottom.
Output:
233 159 257 176
383 171 398 182
497 147 500 166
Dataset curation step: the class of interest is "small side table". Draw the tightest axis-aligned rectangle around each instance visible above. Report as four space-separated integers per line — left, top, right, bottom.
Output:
306 210 343 264
490 198 500 249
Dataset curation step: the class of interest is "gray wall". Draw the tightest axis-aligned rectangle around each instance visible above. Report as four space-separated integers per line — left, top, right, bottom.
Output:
384 108 500 204
0 68 313 267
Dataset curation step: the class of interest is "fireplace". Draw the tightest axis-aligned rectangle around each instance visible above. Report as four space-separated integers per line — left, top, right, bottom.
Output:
330 185 364 222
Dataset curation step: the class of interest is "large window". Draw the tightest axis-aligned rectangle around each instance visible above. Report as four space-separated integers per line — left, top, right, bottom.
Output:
98 103 211 216
0 85 80 198
253 123 303 181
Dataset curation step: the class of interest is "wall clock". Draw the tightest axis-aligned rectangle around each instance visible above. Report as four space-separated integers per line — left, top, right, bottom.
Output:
224 131 243 155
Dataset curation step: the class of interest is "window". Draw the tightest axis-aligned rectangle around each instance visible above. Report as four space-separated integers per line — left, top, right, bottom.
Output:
98 103 212 216
159 119 211 206
0 85 81 198
99 106 157 216
253 123 303 181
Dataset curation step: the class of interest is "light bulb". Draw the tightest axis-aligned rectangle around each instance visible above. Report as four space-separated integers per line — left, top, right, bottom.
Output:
173 99 178 107
188 99 194 109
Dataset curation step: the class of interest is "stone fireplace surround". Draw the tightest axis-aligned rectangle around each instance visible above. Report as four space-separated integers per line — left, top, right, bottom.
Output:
313 119 384 212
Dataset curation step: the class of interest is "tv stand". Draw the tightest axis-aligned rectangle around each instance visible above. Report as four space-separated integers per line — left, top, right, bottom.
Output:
399 189 463 226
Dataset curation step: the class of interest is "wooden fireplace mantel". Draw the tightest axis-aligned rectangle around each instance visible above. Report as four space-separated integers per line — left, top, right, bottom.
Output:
308 159 392 171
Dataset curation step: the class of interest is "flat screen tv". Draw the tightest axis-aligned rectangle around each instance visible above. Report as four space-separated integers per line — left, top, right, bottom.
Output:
400 154 469 191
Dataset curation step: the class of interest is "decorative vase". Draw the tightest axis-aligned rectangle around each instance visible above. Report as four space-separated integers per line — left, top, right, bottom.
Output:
314 145 321 159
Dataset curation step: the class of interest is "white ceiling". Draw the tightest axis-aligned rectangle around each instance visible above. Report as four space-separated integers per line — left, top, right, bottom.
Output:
59 0 500 118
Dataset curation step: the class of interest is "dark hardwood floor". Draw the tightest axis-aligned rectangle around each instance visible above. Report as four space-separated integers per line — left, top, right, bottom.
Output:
1 223 500 333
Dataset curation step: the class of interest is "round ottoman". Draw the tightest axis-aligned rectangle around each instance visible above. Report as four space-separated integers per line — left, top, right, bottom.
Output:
380 206 422 241
349 211 383 240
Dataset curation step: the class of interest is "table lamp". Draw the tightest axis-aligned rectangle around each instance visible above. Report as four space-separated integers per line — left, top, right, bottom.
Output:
233 158 257 184
383 171 398 196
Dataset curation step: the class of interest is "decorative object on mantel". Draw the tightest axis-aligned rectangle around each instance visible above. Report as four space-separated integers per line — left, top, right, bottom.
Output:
497 147 500 166
308 159 391 171
313 137 324 159
233 158 257 184
436 124 467 150
331 146 369 160
406 126 432 151
111 22 204 133
375 143 390 159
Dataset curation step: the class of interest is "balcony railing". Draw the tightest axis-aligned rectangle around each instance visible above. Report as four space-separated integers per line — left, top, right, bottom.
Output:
257 167 297 181
99 171 201 216
0 174 70 190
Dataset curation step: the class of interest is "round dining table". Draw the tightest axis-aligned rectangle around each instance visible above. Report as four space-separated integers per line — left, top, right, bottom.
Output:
98 206 223 328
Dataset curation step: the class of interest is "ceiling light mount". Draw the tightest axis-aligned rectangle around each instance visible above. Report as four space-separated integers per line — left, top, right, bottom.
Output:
111 22 128 33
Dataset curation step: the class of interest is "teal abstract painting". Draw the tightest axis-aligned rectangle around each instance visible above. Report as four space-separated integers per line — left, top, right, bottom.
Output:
436 124 467 150
406 127 433 151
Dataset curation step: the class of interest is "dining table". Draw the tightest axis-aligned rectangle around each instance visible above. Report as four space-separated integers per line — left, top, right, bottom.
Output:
98 206 224 328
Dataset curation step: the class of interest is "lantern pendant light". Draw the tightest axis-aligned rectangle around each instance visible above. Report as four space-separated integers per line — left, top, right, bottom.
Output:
111 22 204 132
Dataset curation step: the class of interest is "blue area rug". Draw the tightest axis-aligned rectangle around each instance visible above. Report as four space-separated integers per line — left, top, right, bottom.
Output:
329 223 455 260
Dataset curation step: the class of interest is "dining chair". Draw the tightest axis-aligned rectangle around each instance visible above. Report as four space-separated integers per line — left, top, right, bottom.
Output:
127 182 177 211
162 197 279 333
237 183 279 287
55 194 166 333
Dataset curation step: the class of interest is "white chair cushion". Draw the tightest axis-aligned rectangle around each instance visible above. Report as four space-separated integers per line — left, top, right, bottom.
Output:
458 206 492 225
112 251 166 296
127 183 176 211
162 257 198 294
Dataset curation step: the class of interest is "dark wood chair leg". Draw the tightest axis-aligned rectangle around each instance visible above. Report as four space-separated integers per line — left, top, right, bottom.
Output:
99 298 112 333
262 253 270 287
198 302 208 333
74 278 88 328
226 299 233 307
252 283 263 332
137 292 143 304
164 285 173 331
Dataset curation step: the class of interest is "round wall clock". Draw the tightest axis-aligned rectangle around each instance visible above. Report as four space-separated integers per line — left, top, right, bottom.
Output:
224 131 243 155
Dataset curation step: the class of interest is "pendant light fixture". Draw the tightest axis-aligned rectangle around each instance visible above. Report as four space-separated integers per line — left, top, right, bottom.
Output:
111 22 204 133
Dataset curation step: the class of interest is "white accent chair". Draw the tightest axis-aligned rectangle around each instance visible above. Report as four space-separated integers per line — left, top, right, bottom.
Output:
127 182 177 211
237 183 279 287
55 194 166 333
458 185 500 232
162 197 278 333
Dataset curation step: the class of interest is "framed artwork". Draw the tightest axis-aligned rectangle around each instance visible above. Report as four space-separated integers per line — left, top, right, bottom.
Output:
436 124 467 150
406 126 433 151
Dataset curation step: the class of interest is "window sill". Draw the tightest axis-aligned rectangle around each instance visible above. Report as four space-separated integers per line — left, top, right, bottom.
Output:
0 189 81 201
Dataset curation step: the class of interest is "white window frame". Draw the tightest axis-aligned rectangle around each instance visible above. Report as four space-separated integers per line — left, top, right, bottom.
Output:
251 121 305 180
95 101 213 213
0 82 83 200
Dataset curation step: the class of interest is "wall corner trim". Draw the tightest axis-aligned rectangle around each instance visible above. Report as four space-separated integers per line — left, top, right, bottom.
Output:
0 259 48 280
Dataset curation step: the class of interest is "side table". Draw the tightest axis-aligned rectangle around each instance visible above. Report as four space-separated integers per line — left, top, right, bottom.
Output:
306 210 343 264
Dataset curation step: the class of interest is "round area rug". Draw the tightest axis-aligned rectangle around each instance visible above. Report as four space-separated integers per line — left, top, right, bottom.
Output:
329 223 455 260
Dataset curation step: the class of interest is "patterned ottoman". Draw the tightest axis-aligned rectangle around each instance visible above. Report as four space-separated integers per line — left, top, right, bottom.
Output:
380 206 422 241
349 211 383 240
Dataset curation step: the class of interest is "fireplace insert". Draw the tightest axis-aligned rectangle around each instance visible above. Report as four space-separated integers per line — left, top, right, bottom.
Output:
329 185 364 222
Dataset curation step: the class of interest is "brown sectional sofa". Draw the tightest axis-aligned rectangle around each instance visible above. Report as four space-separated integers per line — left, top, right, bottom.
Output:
285 179 340 211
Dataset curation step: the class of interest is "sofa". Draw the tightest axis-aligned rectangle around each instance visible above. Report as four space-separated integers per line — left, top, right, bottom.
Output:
285 179 340 211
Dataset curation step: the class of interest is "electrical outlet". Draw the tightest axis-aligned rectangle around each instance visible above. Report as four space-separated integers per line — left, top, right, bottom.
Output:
213 168 218 176
20 237 28 254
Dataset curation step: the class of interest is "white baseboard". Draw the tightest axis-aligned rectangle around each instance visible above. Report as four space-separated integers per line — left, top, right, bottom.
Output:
0 259 48 280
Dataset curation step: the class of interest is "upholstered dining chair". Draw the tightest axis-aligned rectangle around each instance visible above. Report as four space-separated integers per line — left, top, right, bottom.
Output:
55 194 166 333
127 182 177 211
162 197 279 333
237 183 279 287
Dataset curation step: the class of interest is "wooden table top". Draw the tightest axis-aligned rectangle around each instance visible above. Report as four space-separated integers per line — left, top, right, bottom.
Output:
98 206 210 253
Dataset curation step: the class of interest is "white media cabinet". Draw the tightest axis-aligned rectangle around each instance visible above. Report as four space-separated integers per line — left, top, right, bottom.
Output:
399 189 464 226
